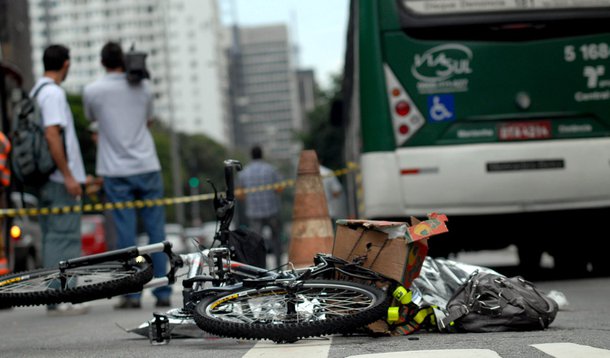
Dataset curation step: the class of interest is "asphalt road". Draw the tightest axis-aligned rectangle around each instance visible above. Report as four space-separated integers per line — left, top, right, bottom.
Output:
1 269 609 358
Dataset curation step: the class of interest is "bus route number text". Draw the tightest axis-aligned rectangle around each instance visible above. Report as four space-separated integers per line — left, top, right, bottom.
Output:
564 43 610 62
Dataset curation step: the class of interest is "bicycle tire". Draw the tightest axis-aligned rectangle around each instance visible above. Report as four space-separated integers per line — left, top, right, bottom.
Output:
0 261 153 308
193 279 389 342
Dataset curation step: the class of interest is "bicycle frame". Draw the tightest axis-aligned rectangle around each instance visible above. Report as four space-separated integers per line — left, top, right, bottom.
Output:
49 225 396 345
129 244 393 344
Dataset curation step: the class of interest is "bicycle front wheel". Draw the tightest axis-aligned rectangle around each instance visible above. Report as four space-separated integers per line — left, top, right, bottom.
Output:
0 261 153 308
193 280 389 342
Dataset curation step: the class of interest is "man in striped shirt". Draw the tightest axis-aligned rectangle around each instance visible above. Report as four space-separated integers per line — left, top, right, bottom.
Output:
237 145 283 268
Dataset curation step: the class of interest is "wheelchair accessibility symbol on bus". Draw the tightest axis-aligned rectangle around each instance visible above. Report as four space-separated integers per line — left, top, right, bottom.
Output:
427 94 455 122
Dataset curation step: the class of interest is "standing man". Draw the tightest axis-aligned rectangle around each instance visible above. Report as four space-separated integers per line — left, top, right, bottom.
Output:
0 131 10 275
237 145 284 268
33 44 88 315
83 42 170 309
319 164 346 231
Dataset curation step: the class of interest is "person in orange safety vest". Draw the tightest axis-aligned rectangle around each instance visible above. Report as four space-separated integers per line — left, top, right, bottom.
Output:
0 132 11 187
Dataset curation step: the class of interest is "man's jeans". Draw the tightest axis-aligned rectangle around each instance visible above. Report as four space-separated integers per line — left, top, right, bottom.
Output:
103 171 171 300
249 216 282 269
40 181 82 268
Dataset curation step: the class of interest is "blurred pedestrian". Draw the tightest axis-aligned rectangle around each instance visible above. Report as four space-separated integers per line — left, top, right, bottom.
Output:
237 145 284 268
83 41 169 309
0 131 10 276
319 164 347 230
0 132 11 189
33 44 88 315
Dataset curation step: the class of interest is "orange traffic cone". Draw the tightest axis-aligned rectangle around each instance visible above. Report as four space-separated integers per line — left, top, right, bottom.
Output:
288 150 334 268
0 257 9 275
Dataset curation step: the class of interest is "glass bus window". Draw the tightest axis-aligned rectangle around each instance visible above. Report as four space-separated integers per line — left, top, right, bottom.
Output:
401 0 610 16
397 0 610 41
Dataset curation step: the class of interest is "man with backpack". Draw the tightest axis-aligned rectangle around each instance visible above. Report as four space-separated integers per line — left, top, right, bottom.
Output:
0 132 10 275
31 44 88 315
83 42 170 309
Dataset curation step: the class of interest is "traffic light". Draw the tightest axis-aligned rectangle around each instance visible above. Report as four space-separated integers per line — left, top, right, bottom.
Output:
188 176 200 188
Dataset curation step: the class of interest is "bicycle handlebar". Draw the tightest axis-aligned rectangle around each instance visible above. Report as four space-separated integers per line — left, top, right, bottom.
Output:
223 159 242 201
59 241 172 270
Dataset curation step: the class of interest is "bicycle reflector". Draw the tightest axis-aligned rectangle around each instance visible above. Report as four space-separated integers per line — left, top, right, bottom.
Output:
383 64 424 146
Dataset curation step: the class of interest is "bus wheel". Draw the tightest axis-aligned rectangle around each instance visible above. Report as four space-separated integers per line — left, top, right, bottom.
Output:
591 245 610 275
517 246 542 273
553 250 589 277
591 258 609 275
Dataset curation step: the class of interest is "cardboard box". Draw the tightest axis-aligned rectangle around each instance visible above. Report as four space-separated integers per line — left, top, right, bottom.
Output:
333 214 449 335
332 213 448 288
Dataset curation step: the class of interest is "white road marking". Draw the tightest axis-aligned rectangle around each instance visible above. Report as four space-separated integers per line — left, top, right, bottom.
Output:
531 343 610 357
242 340 610 358
242 337 332 358
346 349 502 358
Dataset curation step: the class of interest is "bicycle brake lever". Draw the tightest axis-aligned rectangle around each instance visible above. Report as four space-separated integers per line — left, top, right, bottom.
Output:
207 179 220 208
215 200 234 218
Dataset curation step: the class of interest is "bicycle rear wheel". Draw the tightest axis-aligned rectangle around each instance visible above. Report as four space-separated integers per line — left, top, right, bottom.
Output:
193 280 389 342
0 261 153 308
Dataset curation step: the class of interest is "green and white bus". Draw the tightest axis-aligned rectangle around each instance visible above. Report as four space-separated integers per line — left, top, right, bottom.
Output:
341 0 610 272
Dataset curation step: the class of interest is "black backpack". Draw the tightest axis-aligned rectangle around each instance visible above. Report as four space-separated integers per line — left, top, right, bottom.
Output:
228 228 267 269
440 272 558 332
11 83 57 187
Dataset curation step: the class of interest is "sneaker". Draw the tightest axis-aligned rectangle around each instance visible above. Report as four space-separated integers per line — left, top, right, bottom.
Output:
114 297 141 309
155 297 171 308
47 303 90 316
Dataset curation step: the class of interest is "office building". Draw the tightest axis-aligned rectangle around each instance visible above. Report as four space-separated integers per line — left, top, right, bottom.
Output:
296 69 316 134
228 24 302 165
0 0 34 89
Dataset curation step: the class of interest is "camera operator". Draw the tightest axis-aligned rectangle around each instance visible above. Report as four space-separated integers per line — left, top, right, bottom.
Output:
82 41 170 309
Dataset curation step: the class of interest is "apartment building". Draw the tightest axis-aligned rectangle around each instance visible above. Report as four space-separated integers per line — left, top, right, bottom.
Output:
228 24 302 165
28 0 229 144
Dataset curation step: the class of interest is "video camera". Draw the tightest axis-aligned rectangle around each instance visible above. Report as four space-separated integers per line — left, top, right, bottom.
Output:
124 44 150 84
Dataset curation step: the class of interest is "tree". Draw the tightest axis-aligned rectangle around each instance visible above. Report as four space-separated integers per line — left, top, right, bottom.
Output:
300 74 345 170
150 122 246 223
177 132 246 223
67 94 96 175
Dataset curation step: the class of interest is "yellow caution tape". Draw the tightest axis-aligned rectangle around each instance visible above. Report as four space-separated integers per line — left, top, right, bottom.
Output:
0 162 360 218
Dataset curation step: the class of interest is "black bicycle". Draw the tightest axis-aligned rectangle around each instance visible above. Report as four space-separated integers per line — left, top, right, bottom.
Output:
0 159 396 343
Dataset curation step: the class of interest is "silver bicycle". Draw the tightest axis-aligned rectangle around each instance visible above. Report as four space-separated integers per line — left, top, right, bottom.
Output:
0 160 395 344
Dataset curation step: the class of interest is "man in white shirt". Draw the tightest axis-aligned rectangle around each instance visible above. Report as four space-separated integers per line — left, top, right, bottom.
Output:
32 44 88 315
83 42 169 309
320 165 347 229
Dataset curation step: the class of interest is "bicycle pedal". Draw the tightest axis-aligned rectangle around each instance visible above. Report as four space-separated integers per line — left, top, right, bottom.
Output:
148 313 171 345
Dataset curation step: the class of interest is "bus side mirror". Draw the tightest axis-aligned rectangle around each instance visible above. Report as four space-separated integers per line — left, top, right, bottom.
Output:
329 99 344 127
